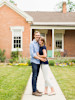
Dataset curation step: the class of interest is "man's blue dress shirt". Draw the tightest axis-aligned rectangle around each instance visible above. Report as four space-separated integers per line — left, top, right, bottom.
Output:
30 39 40 64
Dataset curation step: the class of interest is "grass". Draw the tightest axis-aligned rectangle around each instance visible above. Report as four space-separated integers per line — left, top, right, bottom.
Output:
0 65 31 100
50 66 75 100
0 64 75 100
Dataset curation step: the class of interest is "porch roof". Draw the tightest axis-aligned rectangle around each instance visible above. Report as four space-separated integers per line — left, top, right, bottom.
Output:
25 11 75 26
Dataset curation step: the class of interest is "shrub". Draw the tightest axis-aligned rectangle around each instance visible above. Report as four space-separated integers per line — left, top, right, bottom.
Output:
71 59 75 63
9 59 14 63
54 51 61 57
9 49 19 63
0 49 6 62
11 51 19 59
48 60 55 66
27 59 31 66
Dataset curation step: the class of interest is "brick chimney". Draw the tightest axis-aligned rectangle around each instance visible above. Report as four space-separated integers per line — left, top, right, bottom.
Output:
62 2 67 13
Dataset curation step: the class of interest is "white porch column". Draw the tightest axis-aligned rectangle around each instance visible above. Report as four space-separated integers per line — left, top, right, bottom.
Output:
52 29 54 58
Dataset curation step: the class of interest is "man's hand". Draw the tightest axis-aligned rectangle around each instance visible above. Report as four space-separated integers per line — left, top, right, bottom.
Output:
40 58 47 62
37 52 39 56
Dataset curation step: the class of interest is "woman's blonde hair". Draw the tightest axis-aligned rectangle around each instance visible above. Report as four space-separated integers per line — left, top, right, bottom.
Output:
40 36 45 45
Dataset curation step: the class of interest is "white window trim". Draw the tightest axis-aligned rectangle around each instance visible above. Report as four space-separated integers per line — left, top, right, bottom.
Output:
10 26 24 51
54 33 64 52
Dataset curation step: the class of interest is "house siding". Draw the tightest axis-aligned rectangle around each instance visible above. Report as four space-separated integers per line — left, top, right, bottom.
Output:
0 5 30 58
64 30 75 57
0 5 75 59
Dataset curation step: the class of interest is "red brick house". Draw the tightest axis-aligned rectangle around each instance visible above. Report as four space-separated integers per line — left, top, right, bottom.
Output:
0 0 75 59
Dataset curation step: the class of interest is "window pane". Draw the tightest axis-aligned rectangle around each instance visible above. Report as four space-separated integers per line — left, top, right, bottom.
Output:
14 44 15 48
19 37 21 39
19 44 21 48
56 40 62 49
19 40 21 43
41 33 45 37
13 29 22 49
14 37 16 39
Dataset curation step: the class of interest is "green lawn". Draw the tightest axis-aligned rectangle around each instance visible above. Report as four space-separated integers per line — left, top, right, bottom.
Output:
0 65 31 100
50 66 75 100
0 65 75 100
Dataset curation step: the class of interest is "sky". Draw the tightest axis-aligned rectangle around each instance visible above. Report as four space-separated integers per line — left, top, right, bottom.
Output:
6 0 75 11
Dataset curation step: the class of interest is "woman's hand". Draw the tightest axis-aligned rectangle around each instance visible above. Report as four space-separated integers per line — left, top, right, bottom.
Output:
40 58 47 62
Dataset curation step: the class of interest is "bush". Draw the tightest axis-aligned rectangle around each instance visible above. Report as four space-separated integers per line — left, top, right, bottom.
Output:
54 51 61 57
71 59 75 63
0 49 6 62
11 51 19 59
9 49 19 63
9 59 14 63
48 60 55 66
27 59 31 66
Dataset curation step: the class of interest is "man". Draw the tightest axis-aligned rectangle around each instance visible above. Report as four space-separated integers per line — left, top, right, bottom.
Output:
30 31 46 96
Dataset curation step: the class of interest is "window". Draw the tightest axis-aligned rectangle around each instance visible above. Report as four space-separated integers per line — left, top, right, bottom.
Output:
56 40 62 49
55 33 64 51
10 26 24 51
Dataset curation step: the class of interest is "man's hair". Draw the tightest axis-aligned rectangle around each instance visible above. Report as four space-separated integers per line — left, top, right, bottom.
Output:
34 31 40 35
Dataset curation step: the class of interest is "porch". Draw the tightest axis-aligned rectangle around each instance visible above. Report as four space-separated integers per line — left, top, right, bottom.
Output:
30 26 75 58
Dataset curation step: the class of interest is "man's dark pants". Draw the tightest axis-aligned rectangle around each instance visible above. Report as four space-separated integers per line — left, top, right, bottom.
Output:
31 62 40 92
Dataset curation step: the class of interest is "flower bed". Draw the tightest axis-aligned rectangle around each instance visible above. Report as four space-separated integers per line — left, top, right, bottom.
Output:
48 58 75 67
7 63 29 66
7 58 75 67
55 62 75 67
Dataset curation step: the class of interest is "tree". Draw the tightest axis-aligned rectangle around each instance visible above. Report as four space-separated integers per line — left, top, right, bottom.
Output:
56 0 75 12
9 0 15 4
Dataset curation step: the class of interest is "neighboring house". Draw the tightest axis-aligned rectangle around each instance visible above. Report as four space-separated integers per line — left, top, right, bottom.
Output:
0 0 75 59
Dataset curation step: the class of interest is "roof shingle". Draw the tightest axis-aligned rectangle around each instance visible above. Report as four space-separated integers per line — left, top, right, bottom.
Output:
25 11 75 23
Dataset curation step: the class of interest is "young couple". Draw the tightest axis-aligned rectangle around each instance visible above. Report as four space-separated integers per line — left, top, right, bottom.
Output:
30 31 56 96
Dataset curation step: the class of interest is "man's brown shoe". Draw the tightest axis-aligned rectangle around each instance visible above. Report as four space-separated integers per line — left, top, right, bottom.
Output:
32 91 42 96
36 90 42 94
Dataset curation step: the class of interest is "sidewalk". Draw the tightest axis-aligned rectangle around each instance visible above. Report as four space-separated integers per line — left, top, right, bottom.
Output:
22 67 66 100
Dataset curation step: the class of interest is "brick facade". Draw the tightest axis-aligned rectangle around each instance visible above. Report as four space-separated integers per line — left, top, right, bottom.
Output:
64 30 75 57
0 5 30 58
0 5 75 59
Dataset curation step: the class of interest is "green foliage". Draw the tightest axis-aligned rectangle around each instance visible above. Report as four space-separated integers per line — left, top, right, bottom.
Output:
71 59 75 63
27 59 31 66
11 50 19 59
9 0 15 4
9 49 19 63
51 66 75 100
17 57 27 63
17 57 31 66
9 59 14 63
48 60 55 66
0 49 6 62
54 58 75 66
54 51 61 57
0 66 31 100
56 0 75 12
67 0 75 12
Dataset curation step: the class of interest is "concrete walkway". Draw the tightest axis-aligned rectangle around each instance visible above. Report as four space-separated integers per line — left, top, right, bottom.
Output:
22 67 66 100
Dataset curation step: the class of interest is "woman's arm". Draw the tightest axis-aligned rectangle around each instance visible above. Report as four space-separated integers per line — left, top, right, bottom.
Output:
37 49 47 58
30 43 46 62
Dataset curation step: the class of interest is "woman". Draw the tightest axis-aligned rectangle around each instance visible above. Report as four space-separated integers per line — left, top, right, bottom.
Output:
37 36 56 96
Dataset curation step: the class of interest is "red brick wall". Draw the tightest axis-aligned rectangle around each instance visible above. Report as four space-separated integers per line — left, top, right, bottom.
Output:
64 30 75 57
0 5 30 59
